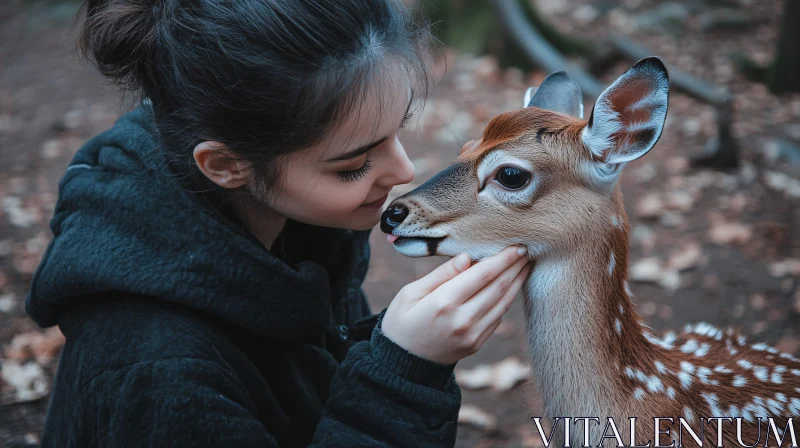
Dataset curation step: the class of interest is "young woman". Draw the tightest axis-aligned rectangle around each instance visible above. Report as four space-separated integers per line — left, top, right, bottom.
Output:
25 0 532 446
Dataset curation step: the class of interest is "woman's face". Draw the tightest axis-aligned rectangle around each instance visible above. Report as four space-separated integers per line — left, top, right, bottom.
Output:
265 65 416 231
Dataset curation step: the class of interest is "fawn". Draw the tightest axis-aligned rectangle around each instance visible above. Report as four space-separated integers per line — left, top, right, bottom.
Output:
381 58 800 447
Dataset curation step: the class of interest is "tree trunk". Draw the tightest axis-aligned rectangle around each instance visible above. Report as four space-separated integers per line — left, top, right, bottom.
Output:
767 0 800 93
416 0 593 71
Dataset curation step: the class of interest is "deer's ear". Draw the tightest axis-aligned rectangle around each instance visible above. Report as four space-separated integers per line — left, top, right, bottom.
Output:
582 57 669 165
525 72 584 118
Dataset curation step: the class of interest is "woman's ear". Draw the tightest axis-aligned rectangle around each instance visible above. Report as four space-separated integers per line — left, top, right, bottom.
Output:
193 141 249 189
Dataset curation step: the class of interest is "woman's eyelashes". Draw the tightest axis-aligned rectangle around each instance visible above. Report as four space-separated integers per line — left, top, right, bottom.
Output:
337 112 412 183
337 159 374 182
399 111 414 129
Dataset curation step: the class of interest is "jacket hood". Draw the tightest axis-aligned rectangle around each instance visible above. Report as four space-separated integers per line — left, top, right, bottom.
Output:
25 104 370 341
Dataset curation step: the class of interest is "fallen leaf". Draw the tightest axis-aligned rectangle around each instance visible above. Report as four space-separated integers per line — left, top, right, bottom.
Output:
639 301 657 317
749 294 766 311
659 211 685 228
458 404 498 433
764 171 800 199
768 259 800 278
4 327 66 364
630 258 663 283
665 190 695 211
666 243 704 271
455 357 531 391
658 270 681 293
636 194 664 218
0 292 17 313
0 360 49 403
41 140 62 159
708 221 751 245
2 197 41 229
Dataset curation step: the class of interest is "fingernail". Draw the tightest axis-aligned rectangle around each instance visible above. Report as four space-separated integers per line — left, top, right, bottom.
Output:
454 253 470 271
516 246 528 256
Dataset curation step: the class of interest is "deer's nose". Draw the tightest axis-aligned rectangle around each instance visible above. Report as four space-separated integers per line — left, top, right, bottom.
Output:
380 205 409 233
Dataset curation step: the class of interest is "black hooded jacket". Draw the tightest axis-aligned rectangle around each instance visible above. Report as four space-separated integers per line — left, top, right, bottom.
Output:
25 104 461 447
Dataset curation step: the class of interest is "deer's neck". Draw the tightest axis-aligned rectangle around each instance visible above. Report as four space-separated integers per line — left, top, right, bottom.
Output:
522 219 659 422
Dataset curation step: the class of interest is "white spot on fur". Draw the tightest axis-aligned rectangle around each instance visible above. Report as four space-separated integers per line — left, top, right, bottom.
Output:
667 386 676 400
680 361 695 374
608 252 616 276
766 398 784 414
702 392 722 416
624 280 632 296
776 393 787 402
611 215 622 229
782 353 800 362
633 387 645 401
694 343 710 358
615 318 622 335
655 361 667 374
737 335 747 346
789 398 800 415
753 366 768 381
770 371 782 384
696 367 712 384
683 407 694 423
644 331 675 349
714 365 732 374
733 375 747 387
678 372 692 390
737 359 753 369
646 375 663 393
619 304 624 314
792 369 800 376
686 322 723 340
680 339 699 354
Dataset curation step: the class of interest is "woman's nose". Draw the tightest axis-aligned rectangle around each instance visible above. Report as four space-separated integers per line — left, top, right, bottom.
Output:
380 204 409 233
378 138 415 187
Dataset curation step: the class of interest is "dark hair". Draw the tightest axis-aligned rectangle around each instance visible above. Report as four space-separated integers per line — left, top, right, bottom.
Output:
79 0 433 199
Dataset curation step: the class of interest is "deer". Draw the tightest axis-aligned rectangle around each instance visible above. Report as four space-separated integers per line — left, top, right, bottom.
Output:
380 57 800 447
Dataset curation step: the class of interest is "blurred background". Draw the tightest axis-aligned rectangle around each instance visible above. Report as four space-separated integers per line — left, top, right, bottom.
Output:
0 0 798 446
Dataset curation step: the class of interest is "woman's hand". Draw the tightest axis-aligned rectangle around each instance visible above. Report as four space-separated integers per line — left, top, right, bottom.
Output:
380 246 532 365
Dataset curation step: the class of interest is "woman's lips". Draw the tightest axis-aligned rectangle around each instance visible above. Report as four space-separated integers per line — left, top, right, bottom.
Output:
362 193 389 209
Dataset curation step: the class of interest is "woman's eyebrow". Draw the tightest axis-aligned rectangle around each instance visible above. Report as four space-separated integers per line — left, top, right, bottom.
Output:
324 97 413 163
324 136 388 163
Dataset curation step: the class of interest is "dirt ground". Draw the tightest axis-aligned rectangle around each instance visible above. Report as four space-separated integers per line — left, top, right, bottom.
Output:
1 0 798 447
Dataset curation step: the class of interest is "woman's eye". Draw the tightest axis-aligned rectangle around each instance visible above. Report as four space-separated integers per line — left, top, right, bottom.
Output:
337 160 373 182
495 166 530 190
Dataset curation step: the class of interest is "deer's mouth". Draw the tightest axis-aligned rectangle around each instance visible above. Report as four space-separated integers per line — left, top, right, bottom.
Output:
389 235 446 257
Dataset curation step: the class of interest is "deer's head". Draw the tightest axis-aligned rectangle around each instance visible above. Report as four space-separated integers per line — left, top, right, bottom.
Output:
381 57 669 260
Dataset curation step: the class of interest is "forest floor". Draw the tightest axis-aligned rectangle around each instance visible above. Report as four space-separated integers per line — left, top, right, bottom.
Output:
0 0 798 447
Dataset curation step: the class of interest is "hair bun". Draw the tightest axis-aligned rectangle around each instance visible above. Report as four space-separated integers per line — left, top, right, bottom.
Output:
79 0 160 90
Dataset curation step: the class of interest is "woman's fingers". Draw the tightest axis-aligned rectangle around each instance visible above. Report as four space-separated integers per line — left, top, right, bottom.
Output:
404 252 471 299
432 245 527 305
455 255 529 321
474 262 532 340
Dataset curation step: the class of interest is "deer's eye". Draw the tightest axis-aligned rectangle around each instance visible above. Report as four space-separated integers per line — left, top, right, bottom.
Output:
495 166 530 190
